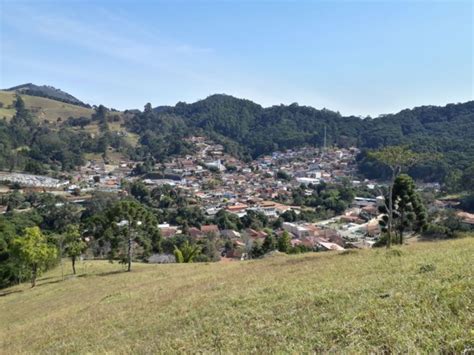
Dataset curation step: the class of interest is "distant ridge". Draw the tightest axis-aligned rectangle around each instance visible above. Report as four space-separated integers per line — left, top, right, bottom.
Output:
4 83 89 107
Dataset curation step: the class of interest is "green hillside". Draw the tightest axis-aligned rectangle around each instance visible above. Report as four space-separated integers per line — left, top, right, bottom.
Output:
0 91 140 171
1 238 472 353
0 90 93 122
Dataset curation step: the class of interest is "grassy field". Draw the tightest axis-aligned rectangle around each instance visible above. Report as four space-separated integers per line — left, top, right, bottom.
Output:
1 238 472 353
0 90 93 121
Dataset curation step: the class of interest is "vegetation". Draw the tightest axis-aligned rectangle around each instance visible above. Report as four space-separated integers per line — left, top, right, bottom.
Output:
0 90 92 121
370 146 428 247
174 241 200 263
392 175 427 240
99 200 160 271
0 94 135 173
277 230 292 253
13 227 57 287
443 162 474 212
0 238 472 353
63 225 87 275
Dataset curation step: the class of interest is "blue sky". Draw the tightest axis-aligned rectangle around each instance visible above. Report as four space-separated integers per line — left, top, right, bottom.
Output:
1 0 472 116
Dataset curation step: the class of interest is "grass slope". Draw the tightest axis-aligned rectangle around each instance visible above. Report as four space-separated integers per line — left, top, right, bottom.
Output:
0 90 93 121
1 239 473 353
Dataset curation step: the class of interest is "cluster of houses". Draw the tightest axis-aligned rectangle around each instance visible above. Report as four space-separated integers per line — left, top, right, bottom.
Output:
133 138 363 216
2 135 473 255
154 194 387 260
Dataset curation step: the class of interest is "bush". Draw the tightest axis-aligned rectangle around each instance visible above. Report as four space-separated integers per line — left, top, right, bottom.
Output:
419 263 436 273
173 248 184 263
423 223 450 239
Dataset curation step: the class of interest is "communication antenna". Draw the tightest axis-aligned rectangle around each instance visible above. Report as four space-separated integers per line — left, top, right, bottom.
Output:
322 125 327 156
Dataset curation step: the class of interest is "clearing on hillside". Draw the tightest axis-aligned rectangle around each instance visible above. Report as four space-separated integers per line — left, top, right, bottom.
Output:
0 90 93 122
0 238 472 353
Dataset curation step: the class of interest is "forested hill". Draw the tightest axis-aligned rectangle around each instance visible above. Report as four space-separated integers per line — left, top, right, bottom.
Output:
125 95 474 181
358 101 474 180
151 94 363 156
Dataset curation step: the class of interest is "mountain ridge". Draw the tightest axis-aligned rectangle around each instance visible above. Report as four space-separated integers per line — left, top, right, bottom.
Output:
154 93 472 119
4 83 88 107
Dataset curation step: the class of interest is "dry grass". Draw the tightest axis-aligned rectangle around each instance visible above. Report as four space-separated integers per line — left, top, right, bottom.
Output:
0 238 473 353
0 91 93 122
0 91 16 119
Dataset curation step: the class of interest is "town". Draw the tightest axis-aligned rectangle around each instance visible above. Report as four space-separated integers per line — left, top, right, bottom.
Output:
2 1 473 352
2 136 471 263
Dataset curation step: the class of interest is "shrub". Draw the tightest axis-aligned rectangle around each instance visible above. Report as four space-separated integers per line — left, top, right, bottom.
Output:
419 263 436 273
173 248 184 263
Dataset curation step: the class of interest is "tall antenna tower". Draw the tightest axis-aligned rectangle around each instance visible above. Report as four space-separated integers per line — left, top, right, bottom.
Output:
322 124 327 157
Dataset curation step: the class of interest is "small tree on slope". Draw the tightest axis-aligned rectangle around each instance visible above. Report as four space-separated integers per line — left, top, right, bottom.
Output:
14 227 57 287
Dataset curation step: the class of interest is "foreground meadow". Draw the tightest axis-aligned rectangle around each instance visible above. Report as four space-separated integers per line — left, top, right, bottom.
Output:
1 238 473 353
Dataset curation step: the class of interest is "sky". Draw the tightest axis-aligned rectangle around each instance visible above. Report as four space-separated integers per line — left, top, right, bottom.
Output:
0 0 472 116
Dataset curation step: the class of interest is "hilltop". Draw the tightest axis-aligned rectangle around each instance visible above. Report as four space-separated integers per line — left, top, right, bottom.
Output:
1 238 472 353
0 90 93 122
4 83 87 107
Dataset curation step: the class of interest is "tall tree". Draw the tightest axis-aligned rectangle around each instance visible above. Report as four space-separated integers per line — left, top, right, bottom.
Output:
369 146 426 248
262 234 277 253
13 227 57 287
379 174 427 244
144 103 152 113
64 225 87 275
461 163 474 192
12 95 30 125
277 231 292 253
105 200 160 271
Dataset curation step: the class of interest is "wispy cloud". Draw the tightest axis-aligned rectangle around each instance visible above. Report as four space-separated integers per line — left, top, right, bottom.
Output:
2 4 214 77
1 2 224 107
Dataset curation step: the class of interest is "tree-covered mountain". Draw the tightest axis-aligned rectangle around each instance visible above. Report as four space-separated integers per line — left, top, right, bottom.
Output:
357 102 474 181
4 83 88 107
125 94 474 182
147 95 363 154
